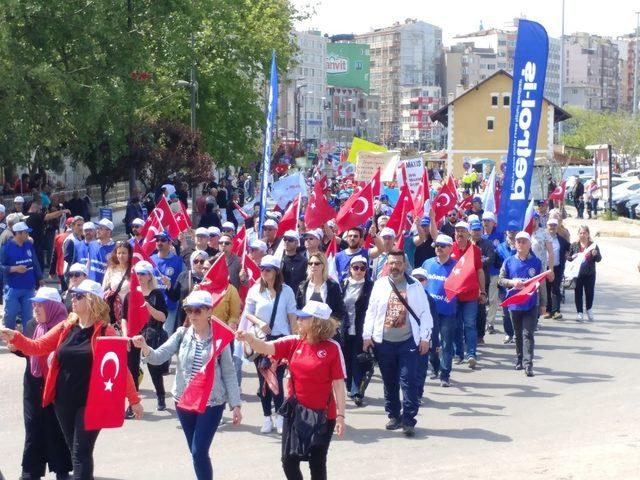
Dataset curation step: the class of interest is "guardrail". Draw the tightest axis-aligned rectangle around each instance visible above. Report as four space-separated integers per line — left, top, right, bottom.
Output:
0 181 131 209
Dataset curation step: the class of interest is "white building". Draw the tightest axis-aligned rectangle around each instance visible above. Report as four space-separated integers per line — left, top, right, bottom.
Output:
399 85 442 150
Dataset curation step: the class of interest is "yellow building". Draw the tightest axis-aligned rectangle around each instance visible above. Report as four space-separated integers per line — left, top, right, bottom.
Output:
430 70 570 177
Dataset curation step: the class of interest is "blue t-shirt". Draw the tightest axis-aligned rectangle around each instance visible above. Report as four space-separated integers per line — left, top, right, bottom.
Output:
88 241 116 284
501 253 542 312
483 230 504 276
151 252 185 311
422 256 457 317
335 247 369 282
0 240 42 289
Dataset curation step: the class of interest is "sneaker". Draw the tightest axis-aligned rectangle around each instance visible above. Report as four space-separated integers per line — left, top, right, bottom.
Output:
260 416 273 433
275 414 284 434
353 395 364 407
467 357 477 369
503 335 513 344
553 312 563 320
477 338 485 345
525 366 534 377
543 312 553 319
577 312 584 322
587 309 595 322
125 406 135 420
402 425 415 437
440 379 451 388
454 356 464 365
429 372 439 380
486 324 496 334
515 362 523 371
385 417 402 430
157 395 166 411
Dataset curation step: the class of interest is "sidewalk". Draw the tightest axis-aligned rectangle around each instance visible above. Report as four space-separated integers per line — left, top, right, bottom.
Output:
563 206 640 239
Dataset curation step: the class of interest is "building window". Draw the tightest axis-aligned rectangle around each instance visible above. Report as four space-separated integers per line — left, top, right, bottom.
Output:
491 94 498 106
503 95 510 106
487 117 494 131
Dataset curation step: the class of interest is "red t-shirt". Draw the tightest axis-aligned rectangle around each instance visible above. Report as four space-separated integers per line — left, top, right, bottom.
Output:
273 336 346 420
450 241 482 302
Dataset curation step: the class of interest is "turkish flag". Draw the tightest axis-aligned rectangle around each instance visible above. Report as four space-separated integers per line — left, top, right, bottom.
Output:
239 251 260 304
140 214 164 257
177 317 235 413
386 184 413 237
444 246 479 301
500 270 550 307
231 226 246 257
132 242 155 267
233 202 251 221
196 254 229 307
457 194 473 214
304 177 336 229
370 168 381 198
523 198 536 234
174 200 192 233
548 180 567 201
84 336 129 430
413 168 431 219
336 176 375 233
324 236 339 282
155 196 181 238
276 194 301 237
433 176 457 223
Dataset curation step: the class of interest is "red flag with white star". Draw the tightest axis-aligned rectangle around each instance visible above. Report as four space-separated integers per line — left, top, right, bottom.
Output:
304 177 336 229
444 246 479 301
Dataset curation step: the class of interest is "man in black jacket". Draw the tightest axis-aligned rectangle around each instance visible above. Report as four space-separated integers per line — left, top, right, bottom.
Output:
572 177 585 219
544 218 569 319
281 230 306 294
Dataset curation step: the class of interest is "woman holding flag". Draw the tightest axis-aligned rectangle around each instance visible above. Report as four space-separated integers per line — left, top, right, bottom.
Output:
1 279 143 480
568 226 602 322
122 260 168 414
133 290 242 480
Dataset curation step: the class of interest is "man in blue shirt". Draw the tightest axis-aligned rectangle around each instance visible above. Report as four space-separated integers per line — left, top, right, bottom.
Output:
88 219 115 284
335 227 369 282
498 231 545 377
152 232 185 334
0 222 42 329
422 234 458 387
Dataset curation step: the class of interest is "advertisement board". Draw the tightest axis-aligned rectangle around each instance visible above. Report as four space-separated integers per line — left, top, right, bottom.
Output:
326 43 370 93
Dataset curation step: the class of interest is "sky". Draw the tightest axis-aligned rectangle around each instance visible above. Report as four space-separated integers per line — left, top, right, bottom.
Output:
291 0 638 43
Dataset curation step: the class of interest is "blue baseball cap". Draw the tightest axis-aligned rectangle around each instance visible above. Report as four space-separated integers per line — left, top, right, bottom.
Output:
420 216 431 226
470 220 483 231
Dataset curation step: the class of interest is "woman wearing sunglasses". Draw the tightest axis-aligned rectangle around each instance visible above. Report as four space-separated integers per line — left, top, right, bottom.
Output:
237 300 346 480
102 241 132 331
167 251 210 329
242 254 297 434
340 255 374 406
1 280 143 479
122 260 168 414
63 263 88 312
133 290 242 480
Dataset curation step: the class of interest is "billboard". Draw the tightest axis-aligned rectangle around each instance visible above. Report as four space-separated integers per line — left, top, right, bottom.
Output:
326 43 370 93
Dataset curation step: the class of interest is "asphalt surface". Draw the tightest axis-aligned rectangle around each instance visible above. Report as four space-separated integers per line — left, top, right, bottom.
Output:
1 234 639 479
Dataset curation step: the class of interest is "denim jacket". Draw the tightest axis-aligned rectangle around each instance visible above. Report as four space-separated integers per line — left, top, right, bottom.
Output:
142 326 241 409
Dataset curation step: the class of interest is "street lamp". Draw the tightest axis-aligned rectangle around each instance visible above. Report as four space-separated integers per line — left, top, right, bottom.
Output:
294 83 307 145
634 11 640 115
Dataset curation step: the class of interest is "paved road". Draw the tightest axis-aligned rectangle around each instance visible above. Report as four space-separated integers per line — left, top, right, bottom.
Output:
1 236 639 479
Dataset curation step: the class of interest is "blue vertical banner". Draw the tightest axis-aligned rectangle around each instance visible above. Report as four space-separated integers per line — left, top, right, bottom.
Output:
258 51 278 236
498 20 548 231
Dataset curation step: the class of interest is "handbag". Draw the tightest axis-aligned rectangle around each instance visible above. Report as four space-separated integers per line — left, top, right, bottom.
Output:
279 375 331 460
105 272 127 332
244 290 281 361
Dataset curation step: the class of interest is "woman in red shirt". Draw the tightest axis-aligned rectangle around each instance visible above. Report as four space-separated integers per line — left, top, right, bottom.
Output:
237 300 346 480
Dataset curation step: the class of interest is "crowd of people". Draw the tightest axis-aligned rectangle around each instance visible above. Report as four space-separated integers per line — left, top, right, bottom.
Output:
0 167 604 480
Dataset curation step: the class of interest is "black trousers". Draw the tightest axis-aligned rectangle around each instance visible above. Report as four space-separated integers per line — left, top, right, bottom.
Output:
574 274 596 313
22 373 72 477
128 345 165 397
54 403 100 480
255 360 286 417
510 308 537 368
281 419 336 480
546 265 563 314
476 302 487 340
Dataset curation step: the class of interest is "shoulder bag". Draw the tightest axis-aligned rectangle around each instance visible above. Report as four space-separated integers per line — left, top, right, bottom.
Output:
388 277 421 326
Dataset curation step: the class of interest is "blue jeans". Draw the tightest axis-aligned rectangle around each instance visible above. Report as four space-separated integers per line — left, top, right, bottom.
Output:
416 320 440 398
4 287 34 330
437 314 457 381
454 300 478 359
176 404 224 480
343 334 365 396
163 308 178 335
373 337 419 427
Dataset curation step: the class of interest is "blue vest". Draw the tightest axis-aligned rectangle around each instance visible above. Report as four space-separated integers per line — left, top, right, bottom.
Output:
483 230 503 276
1 240 40 289
502 253 542 311
151 253 185 311
422 256 457 316
88 241 115 284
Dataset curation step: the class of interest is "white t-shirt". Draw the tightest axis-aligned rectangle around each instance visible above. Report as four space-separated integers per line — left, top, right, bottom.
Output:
531 228 552 269
243 283 297 336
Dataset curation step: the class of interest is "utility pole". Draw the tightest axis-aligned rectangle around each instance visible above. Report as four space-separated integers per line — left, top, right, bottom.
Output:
634 11 640 114
558 0 566 139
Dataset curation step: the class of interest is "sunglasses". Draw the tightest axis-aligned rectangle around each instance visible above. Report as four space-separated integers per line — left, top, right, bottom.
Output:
284 237 297 242
69 272 85 278
308 261 322 266
136 271 150 276
184 306 203 315
193 259 206 264
219 241 231 246
435 244 450 248
448 214 457 217
351 265 366 271
71 292 86 301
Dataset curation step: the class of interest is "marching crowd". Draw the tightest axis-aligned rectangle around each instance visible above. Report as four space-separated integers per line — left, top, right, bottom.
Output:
0 169 604 480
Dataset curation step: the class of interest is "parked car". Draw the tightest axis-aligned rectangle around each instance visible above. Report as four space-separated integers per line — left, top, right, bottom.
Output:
622 169 640 178
600 179 640 212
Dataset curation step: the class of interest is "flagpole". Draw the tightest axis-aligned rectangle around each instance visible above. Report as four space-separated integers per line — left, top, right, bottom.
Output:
258 51 278 237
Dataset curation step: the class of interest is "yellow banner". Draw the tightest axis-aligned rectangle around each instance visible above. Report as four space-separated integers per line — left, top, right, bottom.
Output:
347 137 387 164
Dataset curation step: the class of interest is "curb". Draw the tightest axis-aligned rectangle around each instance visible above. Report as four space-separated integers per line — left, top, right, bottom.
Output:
594 230 640 239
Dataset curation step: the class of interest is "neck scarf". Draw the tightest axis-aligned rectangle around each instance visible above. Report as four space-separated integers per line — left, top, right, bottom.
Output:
30 300 68 378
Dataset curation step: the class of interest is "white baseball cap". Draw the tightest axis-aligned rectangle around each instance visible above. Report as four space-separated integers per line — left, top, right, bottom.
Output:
131 218 145 227
263 219 278 229
434 234 454 246
379 227 396 238
183 290 213 308
260 254 281 269
82 222 96 231
296 300 333 320
454 221 470 231
133 260 155 274
547 218 559 225
283 230 299 241
12 221 32 233
515 231 532 241
32 287 62 303
467 214 480 223
221 221 235 231
14 196 24 203
71 279 104 299
482 211 497 222
195 227 210 236
249 239 267 252
208 226 221 237
350 255 368 266
69 263 89 275
411 268 429 280
304 228 323 240
97 218 114 231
